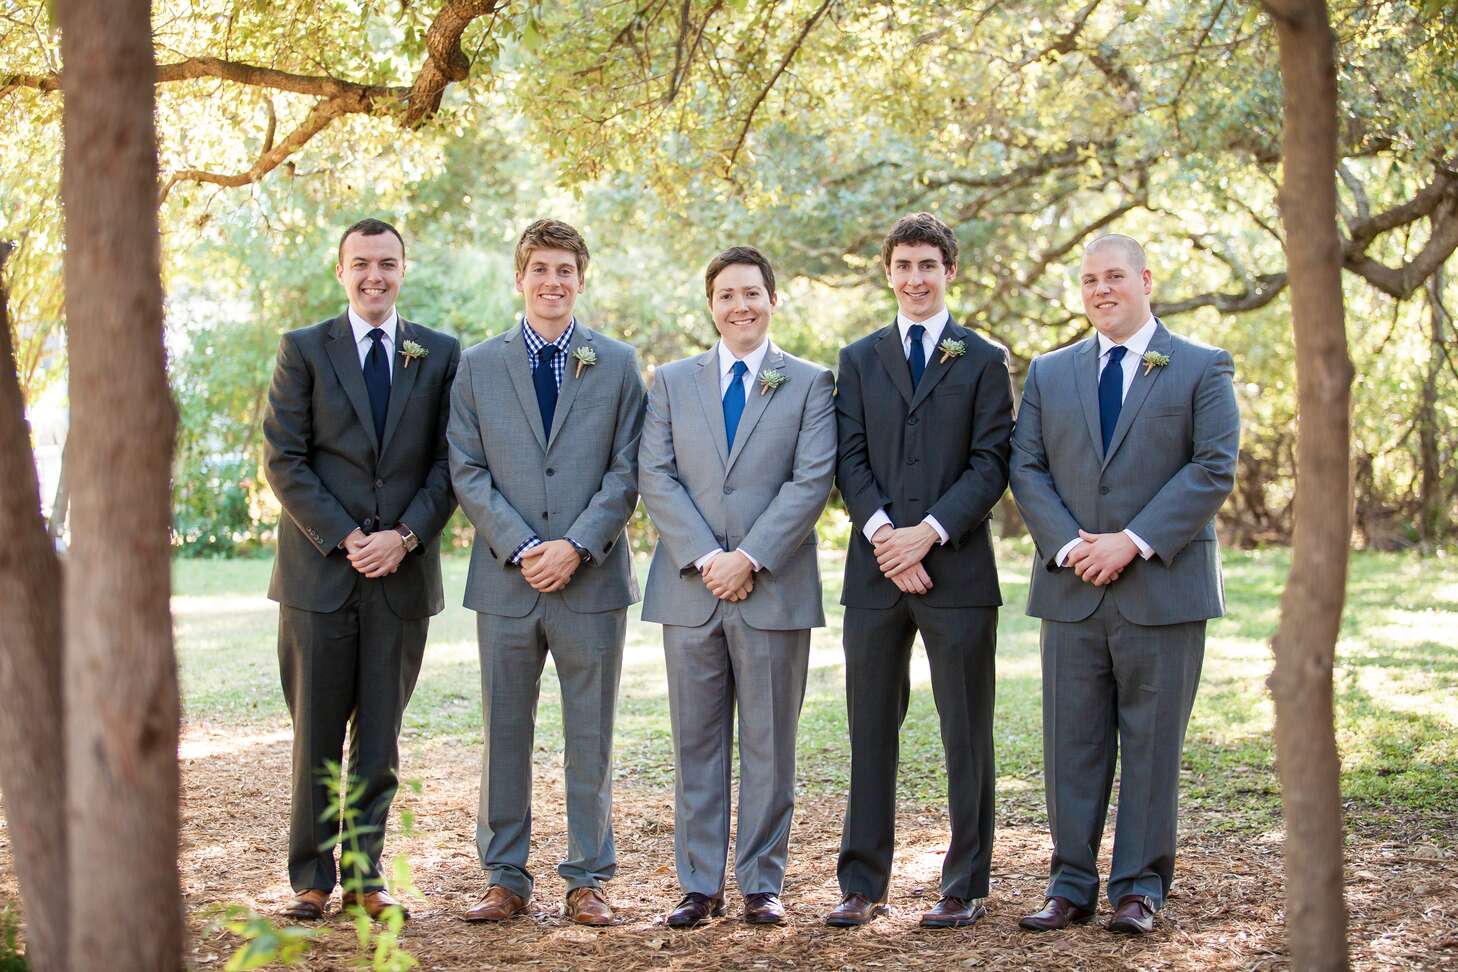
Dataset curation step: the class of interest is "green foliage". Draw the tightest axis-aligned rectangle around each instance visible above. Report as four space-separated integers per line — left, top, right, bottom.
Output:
0 907 25 972
211 906 317 970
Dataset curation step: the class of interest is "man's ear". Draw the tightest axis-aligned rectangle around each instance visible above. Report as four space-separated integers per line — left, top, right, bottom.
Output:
1142 268 1152 294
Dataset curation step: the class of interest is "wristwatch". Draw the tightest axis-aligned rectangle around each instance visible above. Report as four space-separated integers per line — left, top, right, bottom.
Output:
395 524 419 553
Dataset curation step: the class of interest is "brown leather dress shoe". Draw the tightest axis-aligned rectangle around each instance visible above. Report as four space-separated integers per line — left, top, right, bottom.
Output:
919 895 987 929
281 888 330 921
1107 894 1156 934
824 892 887 927
666 892 725 929
1019 896 1096 931
343 889 409 921
743 892 785 925
566 886 614 926
463 884 529 922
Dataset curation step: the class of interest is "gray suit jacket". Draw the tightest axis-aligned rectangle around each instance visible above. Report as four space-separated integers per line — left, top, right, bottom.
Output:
447 322 646 617
1009 320 1239 625
638 342 836 630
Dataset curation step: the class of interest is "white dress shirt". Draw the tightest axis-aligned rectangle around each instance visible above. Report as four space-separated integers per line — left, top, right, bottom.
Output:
348 306 399 378
696 338 771 574
1054 315 1158 567
861 309 952 546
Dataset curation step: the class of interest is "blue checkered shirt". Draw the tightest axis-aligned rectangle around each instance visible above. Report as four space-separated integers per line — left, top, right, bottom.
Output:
511 317 584 565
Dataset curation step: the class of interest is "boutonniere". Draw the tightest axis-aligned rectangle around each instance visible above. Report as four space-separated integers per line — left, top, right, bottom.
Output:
571 345 598 378
1141 350 1170 375
758 369 788 396
937 338 966 363
398 340 428 368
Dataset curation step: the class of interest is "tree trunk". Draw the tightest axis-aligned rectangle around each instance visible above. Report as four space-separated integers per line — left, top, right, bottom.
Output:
55 1 184 969
1418 267 1446 547
0 245 70 972
1263 1 1352 969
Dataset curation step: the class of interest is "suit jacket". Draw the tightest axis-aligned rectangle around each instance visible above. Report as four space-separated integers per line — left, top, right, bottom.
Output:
639 342 836 630
1008 319 1240 625
447 322 645 617
835 316 1015 609
262 312 460 619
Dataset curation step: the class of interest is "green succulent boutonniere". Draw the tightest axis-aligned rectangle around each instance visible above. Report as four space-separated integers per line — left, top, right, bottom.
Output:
572 345 598 378
1141 350 1170 375
938 338 966 363
758 369 788 396
399 340 428 368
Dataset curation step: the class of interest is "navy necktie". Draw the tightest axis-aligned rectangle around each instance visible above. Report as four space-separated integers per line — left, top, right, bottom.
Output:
1099 345 1127 453
907 323 926 386
723 360 749 450
363 327 390 445
534 344 560 436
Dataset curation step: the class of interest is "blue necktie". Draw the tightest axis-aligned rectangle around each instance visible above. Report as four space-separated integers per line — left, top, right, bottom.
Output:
907 323 926 386
723 360 749 450
1099 345 1126 453
534 344 559 437
363 327 390 445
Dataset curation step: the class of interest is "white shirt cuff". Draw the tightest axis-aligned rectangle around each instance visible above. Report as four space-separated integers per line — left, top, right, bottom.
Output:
863 508 892 543
922 515 949 545
694 548 725 572
1055 537 1083 567
1124 529 1154 560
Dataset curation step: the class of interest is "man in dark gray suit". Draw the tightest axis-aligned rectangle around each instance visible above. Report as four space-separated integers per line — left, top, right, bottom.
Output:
263 218 460 922
1010 234 1239 935
638 246 836 928
829 212 1015 929
448 219 645 927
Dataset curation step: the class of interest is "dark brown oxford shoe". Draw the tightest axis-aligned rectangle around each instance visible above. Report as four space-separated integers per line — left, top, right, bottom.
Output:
281 888 330 921
566 886 614 926
1019 896 1096 931
343 889 409 922
666 892 725 929
743 892 786 925
824 892 887 927
919 895 987 929
1107 894 1156 934
463 884 529 922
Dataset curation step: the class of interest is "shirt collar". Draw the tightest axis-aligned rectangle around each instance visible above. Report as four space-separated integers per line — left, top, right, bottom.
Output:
348 306 398 345
897 308 950 348
522 317 576 354
1097 315 1158 359
718 337 771 379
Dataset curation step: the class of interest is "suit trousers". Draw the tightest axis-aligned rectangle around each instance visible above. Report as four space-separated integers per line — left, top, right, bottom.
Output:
663 602 811 898
1040 596 1205 909
278 576 427 893
837 600 997 902
474 596 626 898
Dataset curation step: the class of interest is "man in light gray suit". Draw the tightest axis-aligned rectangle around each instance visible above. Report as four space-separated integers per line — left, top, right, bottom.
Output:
448 219 646 926
638 246 836 928
1009 234 1239 935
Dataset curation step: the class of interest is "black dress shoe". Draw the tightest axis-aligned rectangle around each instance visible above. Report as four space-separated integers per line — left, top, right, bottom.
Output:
824 892 887 927
919 895 987 928
1107 894 1156 934
743 892 785 925
666 892 725 928
1019 896 1096 931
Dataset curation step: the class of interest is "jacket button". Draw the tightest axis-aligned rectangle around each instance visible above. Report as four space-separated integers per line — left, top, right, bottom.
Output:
907 416 919 425
1099 485 1110 495
375 479 384 488
905 457 918 465
545 468 555 476
542 511 549 518
723 486 734 495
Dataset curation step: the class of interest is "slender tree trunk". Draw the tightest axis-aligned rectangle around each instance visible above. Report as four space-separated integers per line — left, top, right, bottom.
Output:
55 1 184 969
1262 1 1352 969
0 245 70 972
1418 268 1446 547
48 437 72 542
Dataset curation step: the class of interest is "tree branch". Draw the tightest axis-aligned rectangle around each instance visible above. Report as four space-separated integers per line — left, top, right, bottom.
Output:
723 0 835 172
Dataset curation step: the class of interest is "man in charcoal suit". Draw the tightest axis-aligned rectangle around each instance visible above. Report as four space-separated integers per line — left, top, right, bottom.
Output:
637 246 836 928
264 218 459 921
448 219 646 926
1009 234 1238 934
828 212 1015 929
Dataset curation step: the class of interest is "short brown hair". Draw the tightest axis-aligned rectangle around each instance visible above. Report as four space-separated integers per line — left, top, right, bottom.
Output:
704 245 777 302
514 218 590 275
1084 233 1147 273
338 217 405 265
881 212 958 271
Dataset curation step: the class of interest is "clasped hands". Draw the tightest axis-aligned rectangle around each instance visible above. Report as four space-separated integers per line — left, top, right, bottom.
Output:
700 550 755 602
1064 529 1137 586
343 527 407 578
871 522 938 595
519 539 582 593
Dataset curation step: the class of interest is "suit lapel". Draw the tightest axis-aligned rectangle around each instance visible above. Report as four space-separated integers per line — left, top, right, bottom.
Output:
1102 320 1173 470
378 318 420 456
1073 336 1104 460
873 322 914 407
724 344 783 475
502 324 549 451
694 346 731 468
324 313 381 455
545 324 592 452
907 318 964 412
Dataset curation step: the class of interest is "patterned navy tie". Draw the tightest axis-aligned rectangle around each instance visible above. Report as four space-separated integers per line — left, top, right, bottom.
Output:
363 327 390 445
1099 344 1126 453
723 360 749 449
908 323 926 386
534 344 560 437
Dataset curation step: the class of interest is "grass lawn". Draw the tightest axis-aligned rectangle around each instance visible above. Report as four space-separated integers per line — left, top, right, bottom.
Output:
171 541 1458 841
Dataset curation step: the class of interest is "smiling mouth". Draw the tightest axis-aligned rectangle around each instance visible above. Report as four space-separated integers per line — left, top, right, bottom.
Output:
903 289 930 300
361 287 387 297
